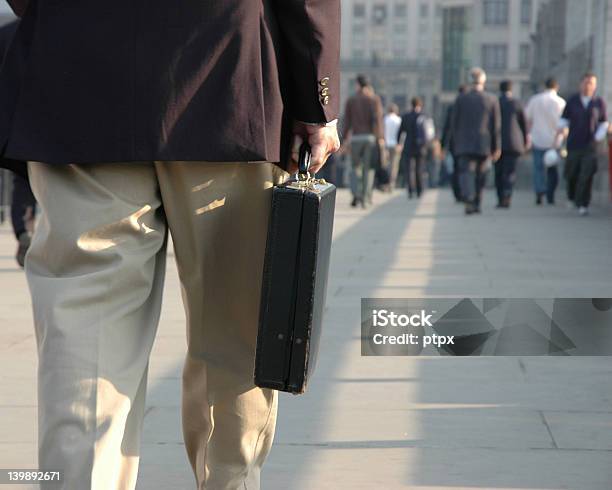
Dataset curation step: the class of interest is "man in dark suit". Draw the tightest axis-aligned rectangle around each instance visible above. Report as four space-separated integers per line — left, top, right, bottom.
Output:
441 85 467 202
495 80 528 208
398 97 428 199
0 2 341 489
452 67 502 214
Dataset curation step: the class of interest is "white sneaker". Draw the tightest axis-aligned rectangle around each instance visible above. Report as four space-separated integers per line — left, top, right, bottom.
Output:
578 206 589 216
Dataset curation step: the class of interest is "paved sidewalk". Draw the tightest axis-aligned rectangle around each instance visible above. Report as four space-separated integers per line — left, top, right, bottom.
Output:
1 188 611 489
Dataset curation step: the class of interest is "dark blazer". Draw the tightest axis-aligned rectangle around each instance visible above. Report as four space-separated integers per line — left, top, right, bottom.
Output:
0 20 26 178
499 94 528 155
398 110 426 158
0 1 341 172
451 88 501 158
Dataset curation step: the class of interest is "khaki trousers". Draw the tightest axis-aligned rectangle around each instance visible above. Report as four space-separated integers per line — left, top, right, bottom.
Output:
25 160 291 490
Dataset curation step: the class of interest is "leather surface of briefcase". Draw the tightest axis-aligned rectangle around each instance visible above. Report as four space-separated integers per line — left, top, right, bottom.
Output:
255 143 336 394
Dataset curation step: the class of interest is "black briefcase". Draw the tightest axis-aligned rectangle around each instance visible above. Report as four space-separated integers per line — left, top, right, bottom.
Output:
254 143 336 394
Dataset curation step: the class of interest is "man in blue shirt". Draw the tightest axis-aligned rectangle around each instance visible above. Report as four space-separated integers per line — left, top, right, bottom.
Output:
559 72 609 215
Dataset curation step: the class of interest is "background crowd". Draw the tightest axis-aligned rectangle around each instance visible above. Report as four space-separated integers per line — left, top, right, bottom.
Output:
325 68 609 217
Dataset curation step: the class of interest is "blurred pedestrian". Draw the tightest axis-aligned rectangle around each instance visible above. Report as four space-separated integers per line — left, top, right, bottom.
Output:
441 85 467 202
451 67 501 215
398 97 429 199
11 173 36 267
495 80 528 208
427 138 443 189
0 20 36 266
525 78 566 205
383 103 402 192
0 2 341 489
341 75 384 208
558 72 609 216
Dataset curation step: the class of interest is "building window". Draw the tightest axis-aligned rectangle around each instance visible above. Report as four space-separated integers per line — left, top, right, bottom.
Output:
481 44 508 71
394 3 407 17
372 4 387 25
393 23 407 34
442 6 472 91
521 0 532 25
354 3 366 18
483 0 509 25
420 3 429 18
519 43 530 69
352 48 366 60
393 47 407 59
520 82 533 99
353 23 366 36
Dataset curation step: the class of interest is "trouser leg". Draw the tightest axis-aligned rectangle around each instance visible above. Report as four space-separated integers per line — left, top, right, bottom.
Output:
362 141 375 203
350 141 365 200
502 154 517 199
532 149 546 196
474 158 487 208
458 156 476 205
414 153 423 197
575 149 597 208
565 150 581 202
25 162 168 490
388 146 400 190
494 159 503 203
11 173 37 239
451 154 462 201
155 161 290 490
400 152 412 196
547 165 558 203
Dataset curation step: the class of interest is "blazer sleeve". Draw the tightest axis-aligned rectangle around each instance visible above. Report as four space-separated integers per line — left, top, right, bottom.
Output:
516 102 528 146
341 98 352 140
6 0 28 17
490 97 502 153
272 0 341 124
373 95 384 140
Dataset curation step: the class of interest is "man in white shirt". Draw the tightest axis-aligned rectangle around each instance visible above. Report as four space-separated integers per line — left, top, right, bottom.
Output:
383 103 403 191
524 78 566 205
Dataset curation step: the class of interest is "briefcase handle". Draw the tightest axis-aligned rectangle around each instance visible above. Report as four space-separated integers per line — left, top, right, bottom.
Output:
297 142 312 180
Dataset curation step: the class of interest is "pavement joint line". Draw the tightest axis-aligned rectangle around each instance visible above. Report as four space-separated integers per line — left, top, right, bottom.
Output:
538 410 559 450
272 442 610 451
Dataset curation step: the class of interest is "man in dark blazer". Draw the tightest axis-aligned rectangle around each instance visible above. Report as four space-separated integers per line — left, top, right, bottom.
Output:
0 2 341 489
495 80 528 208
441 85 467 202
452 67 502 214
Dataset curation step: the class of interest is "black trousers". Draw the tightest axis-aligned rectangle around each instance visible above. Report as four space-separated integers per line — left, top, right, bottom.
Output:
565 147 598 207
400 150 424 197
495 153 519 203
458 155 488 207
451 153 462 201
11 173 37 239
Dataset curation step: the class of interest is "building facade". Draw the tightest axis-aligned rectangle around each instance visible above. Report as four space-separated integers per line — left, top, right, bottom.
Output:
532 0 612 108
341 0 543 132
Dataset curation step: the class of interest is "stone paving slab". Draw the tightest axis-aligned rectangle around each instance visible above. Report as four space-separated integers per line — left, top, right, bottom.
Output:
1 187 612 489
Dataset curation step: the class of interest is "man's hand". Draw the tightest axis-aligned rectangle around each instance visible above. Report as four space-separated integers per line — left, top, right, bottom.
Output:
289 121 341 174
491 149 502 162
